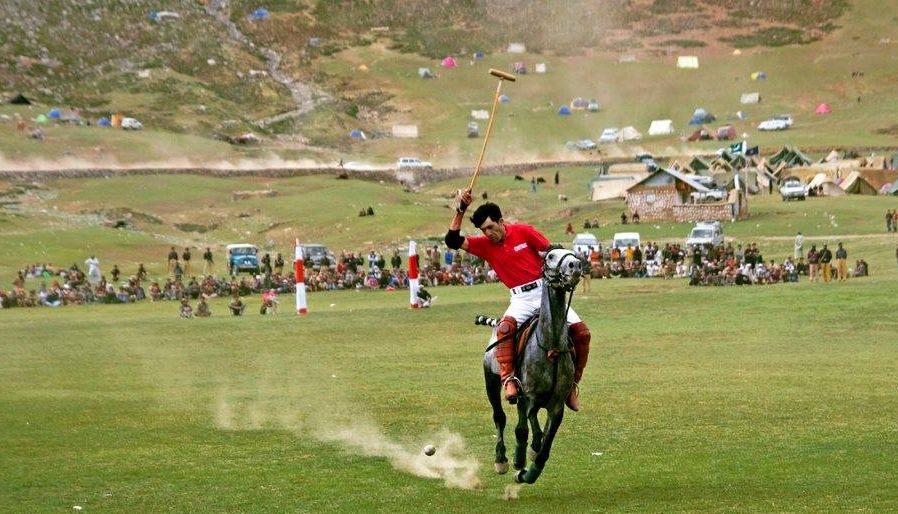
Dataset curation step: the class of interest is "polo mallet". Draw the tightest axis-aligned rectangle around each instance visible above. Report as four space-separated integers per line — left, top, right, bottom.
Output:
468 68 516 191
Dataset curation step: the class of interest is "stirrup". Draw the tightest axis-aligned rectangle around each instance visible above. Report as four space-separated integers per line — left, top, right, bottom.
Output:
503 376 522 404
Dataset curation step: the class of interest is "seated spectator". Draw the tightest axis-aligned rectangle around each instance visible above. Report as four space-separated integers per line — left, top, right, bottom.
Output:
195 296 212 317
228 295 246 316
260 289 279 315
179 298 193 318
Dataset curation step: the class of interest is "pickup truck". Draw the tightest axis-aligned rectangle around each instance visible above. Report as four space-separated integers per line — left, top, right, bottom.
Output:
779 179 807 201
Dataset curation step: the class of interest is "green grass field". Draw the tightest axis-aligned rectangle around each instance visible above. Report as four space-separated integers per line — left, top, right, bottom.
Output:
3 271 898 512
3 170 898 511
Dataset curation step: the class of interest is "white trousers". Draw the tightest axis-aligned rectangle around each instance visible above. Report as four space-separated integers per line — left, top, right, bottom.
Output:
488 283 581 345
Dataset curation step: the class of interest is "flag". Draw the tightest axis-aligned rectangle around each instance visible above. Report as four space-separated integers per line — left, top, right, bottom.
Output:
746 145 759 156
729 141 744 155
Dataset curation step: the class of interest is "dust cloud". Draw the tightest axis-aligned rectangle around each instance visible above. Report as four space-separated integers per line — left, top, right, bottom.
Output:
0 153 373 172
212 384 481 490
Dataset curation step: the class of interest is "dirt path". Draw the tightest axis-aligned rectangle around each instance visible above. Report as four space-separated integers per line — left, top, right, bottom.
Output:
204 0 330 123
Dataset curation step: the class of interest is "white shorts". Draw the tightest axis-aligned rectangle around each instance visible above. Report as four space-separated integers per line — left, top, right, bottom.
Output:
488 281 581 345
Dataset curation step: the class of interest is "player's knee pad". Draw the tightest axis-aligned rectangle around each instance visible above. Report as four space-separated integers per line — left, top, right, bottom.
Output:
570 321 591 345
497 316 517 340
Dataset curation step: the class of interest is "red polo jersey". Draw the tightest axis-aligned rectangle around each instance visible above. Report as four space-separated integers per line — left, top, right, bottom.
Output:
466 223 549 288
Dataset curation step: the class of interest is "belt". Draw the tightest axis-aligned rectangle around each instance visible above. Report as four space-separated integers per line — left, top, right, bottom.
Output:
510 279 542 295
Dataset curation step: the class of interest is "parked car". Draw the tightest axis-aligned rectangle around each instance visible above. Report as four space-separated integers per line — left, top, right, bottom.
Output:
779 179 807 201
566 139 597 151
226 243 259 275
686 221 723 247
773 114 794 127
598 127 620 143
396 157 432 170
758 118 788 131
572 232 600 256
611 232 641 252
300 244 336 270
121 117 143 130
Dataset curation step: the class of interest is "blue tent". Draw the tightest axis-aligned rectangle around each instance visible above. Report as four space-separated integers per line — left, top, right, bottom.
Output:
251 8 270 21
473 51 485 60
499 95 510 104
349 129 366 140
48 108 61 119
558 106 572 116
689 108 715 125
97 117 111 127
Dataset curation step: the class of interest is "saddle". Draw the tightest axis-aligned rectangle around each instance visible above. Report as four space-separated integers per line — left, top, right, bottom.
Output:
513 316 576 369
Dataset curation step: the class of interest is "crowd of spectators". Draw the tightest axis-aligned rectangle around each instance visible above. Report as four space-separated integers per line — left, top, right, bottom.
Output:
0 245 499 310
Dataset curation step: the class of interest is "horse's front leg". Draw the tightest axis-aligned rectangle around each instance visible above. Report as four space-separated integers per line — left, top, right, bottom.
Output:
512 399 529 470
515 404 565 484
528 408 543 460
484 369 509 474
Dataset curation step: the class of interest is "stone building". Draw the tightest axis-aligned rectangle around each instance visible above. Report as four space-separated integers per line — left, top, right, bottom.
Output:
625 168 748 222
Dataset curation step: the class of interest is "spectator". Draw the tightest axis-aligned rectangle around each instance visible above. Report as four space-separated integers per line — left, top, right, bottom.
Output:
179 298 193 318
835 242 848 281
111 264 120 283
228 295 246 316
565 222 574 235
632 211 640 224
886 210 893 232
274 253 284 275
195 296 211 317
794 232 804 260
85 255 101 286
167 246 179 273
416 286 432 308
819 243 833 283
620 212 628 224
260 289 278 315
807 245 819 283
182 247 192 276
203 247 214 276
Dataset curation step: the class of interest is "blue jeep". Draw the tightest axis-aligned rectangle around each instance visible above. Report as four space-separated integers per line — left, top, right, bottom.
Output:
226 243 260 275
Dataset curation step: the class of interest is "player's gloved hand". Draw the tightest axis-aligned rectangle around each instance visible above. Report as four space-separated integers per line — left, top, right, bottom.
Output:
456 188 472 214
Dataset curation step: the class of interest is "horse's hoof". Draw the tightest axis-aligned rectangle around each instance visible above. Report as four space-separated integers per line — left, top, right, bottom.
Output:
495 462 509 474
513 470 526 484
528 448 537 461
513 461 525 471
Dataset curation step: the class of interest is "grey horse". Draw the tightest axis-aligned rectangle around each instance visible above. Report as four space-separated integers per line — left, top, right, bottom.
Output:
480 248 583 484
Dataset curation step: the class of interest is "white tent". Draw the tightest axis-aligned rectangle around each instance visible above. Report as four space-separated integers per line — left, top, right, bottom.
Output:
391 124 419 138
507 43 526 53
618 54 637 63
647 119 674 136
470 110 489 120
740 92 760 104
619 126 642 141
677 56 699 69
535 63 546 73
590 175 647 201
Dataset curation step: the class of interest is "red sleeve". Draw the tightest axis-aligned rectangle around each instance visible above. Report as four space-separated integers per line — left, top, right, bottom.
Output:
523 224 550 252
465 235 489 259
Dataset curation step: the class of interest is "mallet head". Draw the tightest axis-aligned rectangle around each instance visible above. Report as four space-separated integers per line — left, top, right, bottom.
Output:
489 68 516 82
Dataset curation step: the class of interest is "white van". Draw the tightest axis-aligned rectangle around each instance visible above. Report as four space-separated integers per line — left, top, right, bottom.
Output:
572 233 599 256
611 232 641 251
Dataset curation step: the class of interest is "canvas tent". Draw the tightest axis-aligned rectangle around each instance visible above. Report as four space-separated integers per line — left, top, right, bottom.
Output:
648 119 674 136
740 92 761 104
417 67 433 78
689 108 715 125
97 117 111 127
471 110 489 120
839 171 877 194
769 146 812 167
349 129 366 140
807 173 845 196
48 108 61 119
440 56 457 68
391 124 418 138
618 55 637 63
558 106 572 116
507 43 526 53
815 103 832 115
251 8 269 21
499 95 509 104
619 126 642 141
687 127 714 141
677 56 699 69
751 71 767 80
535 63 546 73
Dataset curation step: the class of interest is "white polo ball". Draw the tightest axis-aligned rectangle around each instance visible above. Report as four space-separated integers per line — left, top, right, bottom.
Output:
423 444 436 456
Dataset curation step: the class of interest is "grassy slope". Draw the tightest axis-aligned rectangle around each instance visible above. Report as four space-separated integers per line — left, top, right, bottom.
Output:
3 169 898 284
2 270 897 512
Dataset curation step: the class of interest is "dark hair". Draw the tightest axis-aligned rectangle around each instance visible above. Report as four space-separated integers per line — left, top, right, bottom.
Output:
470 202 502 227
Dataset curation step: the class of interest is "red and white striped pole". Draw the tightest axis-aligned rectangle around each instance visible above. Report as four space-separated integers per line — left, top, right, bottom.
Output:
408 240 419 309
294 239 308 315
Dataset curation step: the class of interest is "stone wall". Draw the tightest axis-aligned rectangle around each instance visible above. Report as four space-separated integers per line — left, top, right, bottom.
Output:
627 184 743 222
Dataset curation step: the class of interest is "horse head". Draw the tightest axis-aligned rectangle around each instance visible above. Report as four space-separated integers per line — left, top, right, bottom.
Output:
542 248 582 292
